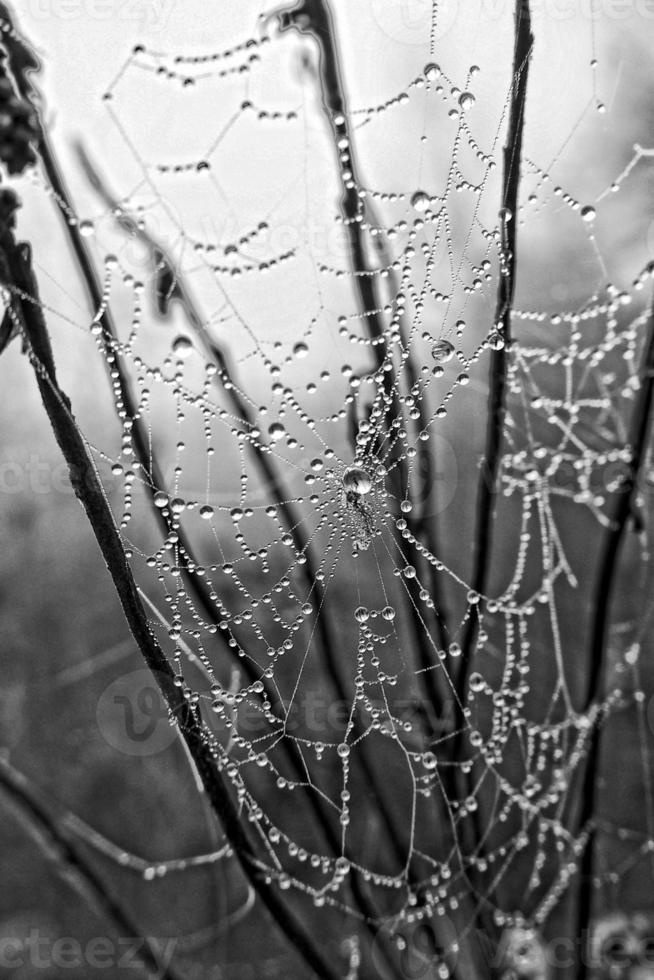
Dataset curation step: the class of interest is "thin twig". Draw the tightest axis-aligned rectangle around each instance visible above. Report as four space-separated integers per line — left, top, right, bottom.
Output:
24 109 373 925
275 5 491 977
0 755 184 980
0 212 342 980
453 0 533 762
575 298 654 979
278 0 450 736
445 0 533 947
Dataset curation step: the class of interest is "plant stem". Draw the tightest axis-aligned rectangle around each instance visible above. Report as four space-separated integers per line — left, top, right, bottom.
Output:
278 0 451 729
444 0 532 946
452 0 533 772
457 0 532 706
40 130 374 925
575 298 654 979
73 150 417 962
0 222 342 980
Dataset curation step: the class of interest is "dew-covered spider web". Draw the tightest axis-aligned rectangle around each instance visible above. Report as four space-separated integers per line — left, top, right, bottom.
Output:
9 0 654 976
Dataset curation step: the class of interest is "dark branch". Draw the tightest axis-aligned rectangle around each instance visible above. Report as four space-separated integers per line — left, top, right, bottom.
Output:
575 297 654 979
0 206 342 980
453 0 533 755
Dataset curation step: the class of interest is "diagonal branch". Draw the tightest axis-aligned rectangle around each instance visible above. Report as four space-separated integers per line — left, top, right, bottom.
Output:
0 204 341 980
73 147 416 947
278 0 451 741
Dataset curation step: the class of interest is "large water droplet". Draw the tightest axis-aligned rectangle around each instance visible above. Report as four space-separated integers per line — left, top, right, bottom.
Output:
431 340 454 363
343 466 372 495
458 91 475 111
469 672 485 693
172 335 194 358
411 190 431 213
488 331 505 351
581 205 596 222
293 342 308 358
268 422 286 442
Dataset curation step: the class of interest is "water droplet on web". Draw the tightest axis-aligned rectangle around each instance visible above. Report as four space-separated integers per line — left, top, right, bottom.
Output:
382 605 396 621
310 457 323 472
458 91 475 111
488 331 505 350
469 672 485 693
343 466 372 494
498 206 512 223
230 507 244 521
431 340 454 363
172 335 194 358
153 491 168 508
199 505 214 519
424 62 440 80
293 342 308 358
334 856 350 876
403 565 416 579
354 606 369 624
581 205 596 222
411 190 431 212
79 220 94 237
268 422 286 442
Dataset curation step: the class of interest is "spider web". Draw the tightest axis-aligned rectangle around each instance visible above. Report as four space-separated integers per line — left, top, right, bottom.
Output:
13 1 654 976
